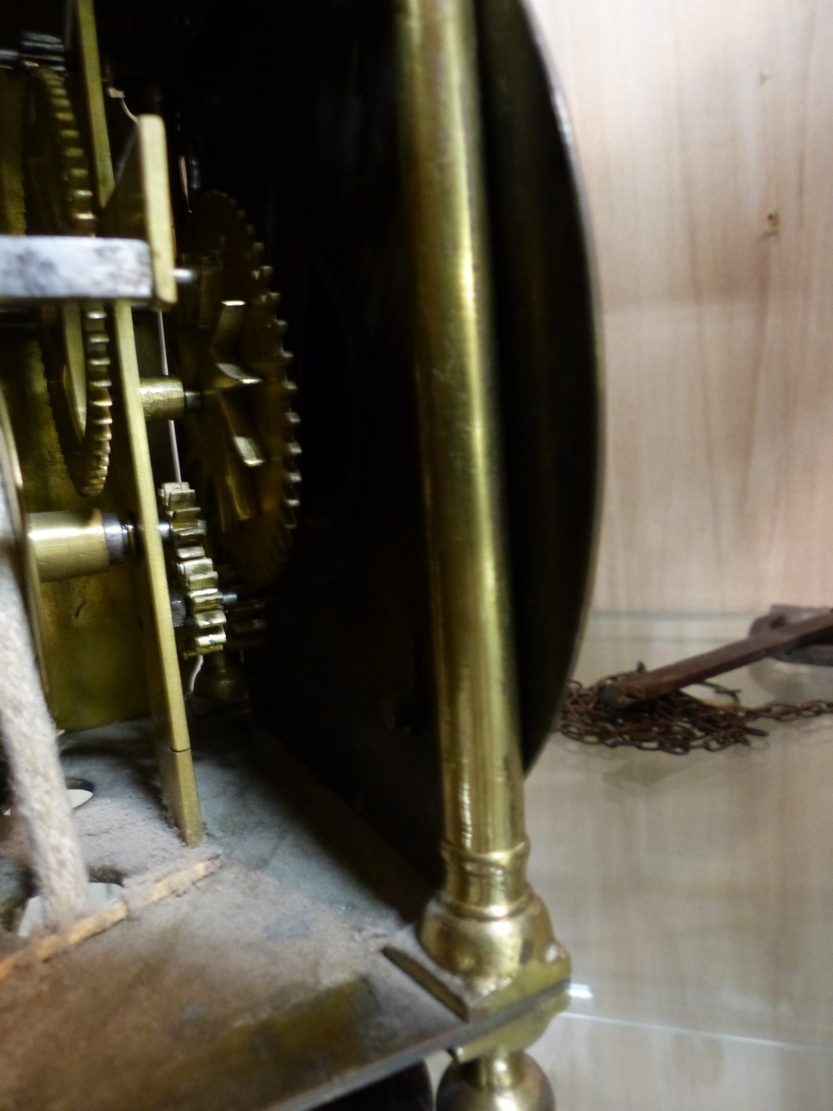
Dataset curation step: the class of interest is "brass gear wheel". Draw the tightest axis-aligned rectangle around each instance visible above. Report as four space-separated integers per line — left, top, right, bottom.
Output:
176 191 300 588
158 482 227 659
25 65 113 497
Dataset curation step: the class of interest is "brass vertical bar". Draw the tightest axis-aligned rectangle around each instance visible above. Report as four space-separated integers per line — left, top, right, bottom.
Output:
397 0 523 902
69 0 201 844
74 0 115 209
395 0 558 992
112 302 203 845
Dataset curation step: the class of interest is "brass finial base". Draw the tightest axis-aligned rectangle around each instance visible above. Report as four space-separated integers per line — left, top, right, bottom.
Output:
418 886 562 1000
384 899 569 1032
386 845 570 1025
437 1052 555 1111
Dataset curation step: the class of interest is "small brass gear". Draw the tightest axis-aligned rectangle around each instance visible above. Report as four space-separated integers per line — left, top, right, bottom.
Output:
176 191 300 588
25 65 113 497
158 482 227 659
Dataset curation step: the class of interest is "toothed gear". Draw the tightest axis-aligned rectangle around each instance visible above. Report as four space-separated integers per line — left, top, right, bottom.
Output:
177 191 300 588
158 482 227 659
25 66 113 497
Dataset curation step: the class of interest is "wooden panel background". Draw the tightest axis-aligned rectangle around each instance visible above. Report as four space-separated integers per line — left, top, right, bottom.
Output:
528 0 833 612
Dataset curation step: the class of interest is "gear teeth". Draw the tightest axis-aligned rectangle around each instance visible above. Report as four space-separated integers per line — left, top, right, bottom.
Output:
159 482 227 660
31 67 113 496
181 190 302 588
69 301 114 495
33 69 99 238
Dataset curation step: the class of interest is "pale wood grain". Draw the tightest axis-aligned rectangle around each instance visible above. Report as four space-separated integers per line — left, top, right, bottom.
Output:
529 0 833 611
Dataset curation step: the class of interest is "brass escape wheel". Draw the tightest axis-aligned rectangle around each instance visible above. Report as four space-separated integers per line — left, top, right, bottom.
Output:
174 191 301 589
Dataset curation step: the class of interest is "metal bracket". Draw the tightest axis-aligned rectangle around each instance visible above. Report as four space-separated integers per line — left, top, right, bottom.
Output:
0 236 152 302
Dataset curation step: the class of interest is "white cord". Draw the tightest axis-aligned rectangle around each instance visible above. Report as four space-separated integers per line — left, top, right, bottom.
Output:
156 309 182 482
0 479 88 928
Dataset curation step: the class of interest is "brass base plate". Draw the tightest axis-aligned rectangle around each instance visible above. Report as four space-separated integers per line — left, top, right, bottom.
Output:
0 723 564 1111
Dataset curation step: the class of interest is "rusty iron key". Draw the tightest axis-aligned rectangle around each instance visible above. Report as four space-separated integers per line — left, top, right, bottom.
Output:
600 609 833 709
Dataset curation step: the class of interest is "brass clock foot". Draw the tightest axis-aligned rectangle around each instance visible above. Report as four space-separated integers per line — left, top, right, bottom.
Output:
437 1052 555 1111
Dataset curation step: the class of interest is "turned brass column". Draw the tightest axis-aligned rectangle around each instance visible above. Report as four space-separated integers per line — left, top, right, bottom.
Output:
394 0 567 1010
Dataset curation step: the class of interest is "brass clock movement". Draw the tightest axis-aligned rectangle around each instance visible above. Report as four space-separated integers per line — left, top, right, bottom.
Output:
0 2 600 1109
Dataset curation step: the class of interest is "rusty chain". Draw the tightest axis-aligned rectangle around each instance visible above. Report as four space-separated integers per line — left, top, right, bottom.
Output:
558 664 833 754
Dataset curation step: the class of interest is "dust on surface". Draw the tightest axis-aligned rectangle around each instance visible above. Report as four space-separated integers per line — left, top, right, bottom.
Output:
0 720 452 1111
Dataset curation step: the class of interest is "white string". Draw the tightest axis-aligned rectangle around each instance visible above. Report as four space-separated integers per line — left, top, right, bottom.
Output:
0 479 88 928
156 309 182 482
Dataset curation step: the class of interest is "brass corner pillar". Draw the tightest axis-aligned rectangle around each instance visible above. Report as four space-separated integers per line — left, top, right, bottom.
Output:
392 0 569 1105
